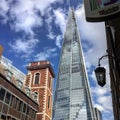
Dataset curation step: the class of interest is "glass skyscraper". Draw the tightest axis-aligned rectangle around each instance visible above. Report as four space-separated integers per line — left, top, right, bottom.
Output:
52 8 95 120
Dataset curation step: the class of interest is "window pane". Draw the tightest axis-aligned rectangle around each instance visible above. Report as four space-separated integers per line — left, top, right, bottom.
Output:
26 88 30 96
10 95 14 107
23 103 26 113
48 77 51 88
32 110 36 119
48 96 50 109
5 92 11 104
14 98 19 109
26 105 29 115
18 100 23 112
0 88 6 101
18 81 23 89
7 116 12 120
34 73 40 84
1 114 6 120
17 99 20 111
33 92 38 101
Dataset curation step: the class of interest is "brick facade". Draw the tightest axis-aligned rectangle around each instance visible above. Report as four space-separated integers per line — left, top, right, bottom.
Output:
0 73 38 120
25 61 55 120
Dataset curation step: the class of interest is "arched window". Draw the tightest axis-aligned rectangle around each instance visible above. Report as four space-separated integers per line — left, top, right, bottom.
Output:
48 77 52 88
34 73 40 84
48 96 50 109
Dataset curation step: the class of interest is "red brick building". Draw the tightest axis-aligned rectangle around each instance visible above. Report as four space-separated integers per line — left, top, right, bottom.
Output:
0 73 38 120
0 56 39 119
0 46 55 120
25 61 55 120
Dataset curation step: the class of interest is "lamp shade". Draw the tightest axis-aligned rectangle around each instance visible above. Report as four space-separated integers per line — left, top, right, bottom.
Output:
95 67 106 87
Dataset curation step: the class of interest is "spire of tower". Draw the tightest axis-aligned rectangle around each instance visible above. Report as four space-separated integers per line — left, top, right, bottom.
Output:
71 7 76 20
68 7 76 21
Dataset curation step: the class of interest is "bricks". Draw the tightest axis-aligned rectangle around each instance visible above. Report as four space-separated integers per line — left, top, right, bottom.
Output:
26 61 55 120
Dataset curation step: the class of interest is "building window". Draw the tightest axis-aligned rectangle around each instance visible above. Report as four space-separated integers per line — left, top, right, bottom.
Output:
48 96 50 109
5 92 11 104
23 103 27 114
0 87 6 101
7 116 12 120
14 98 19 109
18 100 23 112
25 87 30 96
31 110 36 119
33 92 38 102
10 95 14 107
34 73 40 84
48 77 52 88
17 80 23 89
26 105 30 115
4 69 13 81
1 115 6 120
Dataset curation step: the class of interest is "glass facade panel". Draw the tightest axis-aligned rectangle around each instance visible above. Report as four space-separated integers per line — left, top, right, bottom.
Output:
18 100 23 112
5 92 11 104
23 103 27 113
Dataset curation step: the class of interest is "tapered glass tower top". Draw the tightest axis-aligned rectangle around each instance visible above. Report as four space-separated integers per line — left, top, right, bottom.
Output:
52 8 95 120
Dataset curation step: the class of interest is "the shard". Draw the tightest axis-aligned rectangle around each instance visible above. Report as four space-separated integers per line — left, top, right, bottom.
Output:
52 8 95 120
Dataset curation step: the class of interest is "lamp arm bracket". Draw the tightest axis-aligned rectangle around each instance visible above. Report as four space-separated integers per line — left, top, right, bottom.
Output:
98 54 115 66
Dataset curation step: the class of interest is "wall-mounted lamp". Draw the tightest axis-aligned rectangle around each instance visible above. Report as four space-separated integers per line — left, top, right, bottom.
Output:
94 54 109 87
95 66 106 87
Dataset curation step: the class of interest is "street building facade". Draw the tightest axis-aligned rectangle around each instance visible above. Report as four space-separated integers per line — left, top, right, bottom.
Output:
0 54 38 120
52 8 96 120
25 61 55 120
0 46 55 120
106 17 120 120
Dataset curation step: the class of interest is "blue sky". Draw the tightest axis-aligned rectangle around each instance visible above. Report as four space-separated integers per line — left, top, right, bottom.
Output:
0 0 114 119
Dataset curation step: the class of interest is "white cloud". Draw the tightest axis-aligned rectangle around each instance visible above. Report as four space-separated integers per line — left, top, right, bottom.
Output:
94 104 104 111
47 32 56 40
56 35 62 48
92 86 108 96
33 0 58 15
9 38 39 57
53 8 67 34
10 0 43 35
0 0 11 23
97 95 113 112
35 48 57 61
45 10 56 40
75 5 107 67
0 0 61 36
